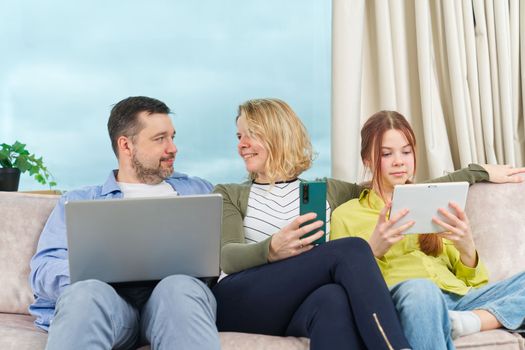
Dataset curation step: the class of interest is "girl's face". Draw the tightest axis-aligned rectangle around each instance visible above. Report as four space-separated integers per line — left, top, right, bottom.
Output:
236 115 269 183
377 129 415 191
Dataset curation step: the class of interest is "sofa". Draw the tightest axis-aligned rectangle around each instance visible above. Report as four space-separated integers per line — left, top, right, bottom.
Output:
0 181 524 350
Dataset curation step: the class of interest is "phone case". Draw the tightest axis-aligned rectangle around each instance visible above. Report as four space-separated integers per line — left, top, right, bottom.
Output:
299 180 327 245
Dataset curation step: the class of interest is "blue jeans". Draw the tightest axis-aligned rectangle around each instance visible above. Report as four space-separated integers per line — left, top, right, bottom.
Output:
391 272 525 350
45 275 220 350
390 279 454 350
443 271 525 331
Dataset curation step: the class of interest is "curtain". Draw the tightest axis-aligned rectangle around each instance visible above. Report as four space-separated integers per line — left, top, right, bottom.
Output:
332 0 525 182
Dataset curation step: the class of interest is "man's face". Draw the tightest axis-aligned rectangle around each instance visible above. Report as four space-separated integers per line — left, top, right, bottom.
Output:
129 112 177 184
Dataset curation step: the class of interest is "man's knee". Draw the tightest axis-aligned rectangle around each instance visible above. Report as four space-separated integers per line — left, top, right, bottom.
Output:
57 279 116 309
53 279 119 329
154 274 213 303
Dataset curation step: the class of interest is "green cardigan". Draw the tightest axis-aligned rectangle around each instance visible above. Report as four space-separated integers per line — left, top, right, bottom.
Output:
213 164 489 274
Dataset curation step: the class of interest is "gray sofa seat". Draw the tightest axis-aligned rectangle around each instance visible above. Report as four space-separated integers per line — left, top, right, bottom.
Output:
1 182 524 349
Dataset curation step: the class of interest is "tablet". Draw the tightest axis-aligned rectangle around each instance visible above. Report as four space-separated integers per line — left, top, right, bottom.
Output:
390 182 469 234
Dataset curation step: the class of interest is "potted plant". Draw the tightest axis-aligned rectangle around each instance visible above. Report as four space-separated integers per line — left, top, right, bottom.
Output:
0 141 57 191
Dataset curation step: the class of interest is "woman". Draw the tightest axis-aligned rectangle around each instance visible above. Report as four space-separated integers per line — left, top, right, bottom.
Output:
331 110 525 350
211 99 512 349
212 98 410 349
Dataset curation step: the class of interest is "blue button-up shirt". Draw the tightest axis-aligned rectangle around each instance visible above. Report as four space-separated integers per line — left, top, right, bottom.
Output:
29 170 213 330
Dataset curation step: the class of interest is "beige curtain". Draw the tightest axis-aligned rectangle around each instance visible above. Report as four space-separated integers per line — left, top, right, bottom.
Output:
332 0 525 182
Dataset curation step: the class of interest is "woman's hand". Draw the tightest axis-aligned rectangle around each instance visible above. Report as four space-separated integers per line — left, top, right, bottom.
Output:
369 202 414 259
268 213 325 262
433 202 477 267
480 164 525 183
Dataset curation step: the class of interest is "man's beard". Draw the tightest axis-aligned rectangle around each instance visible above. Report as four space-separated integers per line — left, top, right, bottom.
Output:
131 151 174 185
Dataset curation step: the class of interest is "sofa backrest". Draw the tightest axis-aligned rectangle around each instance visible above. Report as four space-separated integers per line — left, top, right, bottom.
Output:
0 192 59 314
0 182 523 315
466 181 525 282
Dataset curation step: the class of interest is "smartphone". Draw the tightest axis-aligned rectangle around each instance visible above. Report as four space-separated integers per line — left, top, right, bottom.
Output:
299 180 327 245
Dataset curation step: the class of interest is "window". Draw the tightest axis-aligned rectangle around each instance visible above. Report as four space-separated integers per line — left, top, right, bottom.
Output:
1 0 331 190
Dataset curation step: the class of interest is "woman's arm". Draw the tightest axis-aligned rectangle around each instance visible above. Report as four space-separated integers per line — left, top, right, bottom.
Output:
214 184 271 274
326 178 363 211
425 164 488 184
216 184 324 274
426 163 525 184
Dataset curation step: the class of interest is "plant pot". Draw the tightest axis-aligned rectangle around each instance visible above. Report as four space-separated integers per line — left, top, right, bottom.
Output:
0 168 21 191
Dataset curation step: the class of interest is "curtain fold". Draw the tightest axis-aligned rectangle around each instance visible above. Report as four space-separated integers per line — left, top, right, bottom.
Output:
332 0 525 182
332 0 365 181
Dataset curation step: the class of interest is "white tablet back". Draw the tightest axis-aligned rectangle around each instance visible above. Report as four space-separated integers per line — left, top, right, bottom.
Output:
390 182 469 234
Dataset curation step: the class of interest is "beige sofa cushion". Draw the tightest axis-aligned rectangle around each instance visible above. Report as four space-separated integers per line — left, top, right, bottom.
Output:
0 192 59 314
455 329 524 349
1 314 523 350
465 182 525 282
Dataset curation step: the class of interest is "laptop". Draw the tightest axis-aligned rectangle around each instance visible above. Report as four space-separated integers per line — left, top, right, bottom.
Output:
65 194 222 284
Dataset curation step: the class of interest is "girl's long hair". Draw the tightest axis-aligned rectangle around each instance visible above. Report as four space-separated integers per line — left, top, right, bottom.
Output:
361 110 443 256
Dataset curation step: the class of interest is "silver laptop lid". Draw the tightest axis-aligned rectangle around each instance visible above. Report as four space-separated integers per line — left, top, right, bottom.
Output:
65 194 222 284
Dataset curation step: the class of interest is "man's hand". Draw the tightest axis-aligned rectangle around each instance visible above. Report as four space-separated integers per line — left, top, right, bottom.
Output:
268 213 324 262
480 164 525 183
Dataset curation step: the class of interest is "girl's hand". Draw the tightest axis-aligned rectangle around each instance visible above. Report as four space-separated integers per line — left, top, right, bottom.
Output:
369 202 414 259
433 202 477 267
268 212 324 262
480 164 525 183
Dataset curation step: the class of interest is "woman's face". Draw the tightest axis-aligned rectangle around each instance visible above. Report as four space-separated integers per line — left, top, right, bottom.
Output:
378 128 415 191
236 115 269 182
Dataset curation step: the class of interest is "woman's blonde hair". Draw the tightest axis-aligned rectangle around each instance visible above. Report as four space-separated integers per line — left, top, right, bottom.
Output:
238 98 313 184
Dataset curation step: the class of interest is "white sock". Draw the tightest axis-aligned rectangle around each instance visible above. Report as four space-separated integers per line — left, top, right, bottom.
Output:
449 310 481 339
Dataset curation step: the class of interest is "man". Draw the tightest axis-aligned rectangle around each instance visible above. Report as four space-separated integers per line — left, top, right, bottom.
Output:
29 96 220 350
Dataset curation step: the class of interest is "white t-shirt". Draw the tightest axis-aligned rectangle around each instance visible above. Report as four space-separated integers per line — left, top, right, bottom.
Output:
117 181 178 198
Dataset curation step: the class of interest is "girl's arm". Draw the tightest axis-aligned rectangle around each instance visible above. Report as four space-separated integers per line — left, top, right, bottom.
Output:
434 202 477 267
433 201 489 287
368 202 414 258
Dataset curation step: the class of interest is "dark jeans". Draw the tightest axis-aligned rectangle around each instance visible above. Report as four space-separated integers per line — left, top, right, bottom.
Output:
213 237 410 350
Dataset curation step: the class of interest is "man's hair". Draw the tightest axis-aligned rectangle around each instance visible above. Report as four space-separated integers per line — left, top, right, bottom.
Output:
107 96 171 158
237 98 313 184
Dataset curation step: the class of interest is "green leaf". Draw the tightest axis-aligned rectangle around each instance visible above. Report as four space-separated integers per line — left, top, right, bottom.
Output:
28 165 39 175
14 157 31 172
0 152 11 168
35 174 45 184
12 141 26 153
1 140 58 187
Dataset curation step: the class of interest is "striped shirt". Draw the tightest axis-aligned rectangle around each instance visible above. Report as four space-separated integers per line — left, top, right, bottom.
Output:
218 179 331 280
244 179 331 243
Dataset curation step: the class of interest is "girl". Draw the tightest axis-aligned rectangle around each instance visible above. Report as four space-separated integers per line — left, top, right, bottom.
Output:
331 110 525 350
